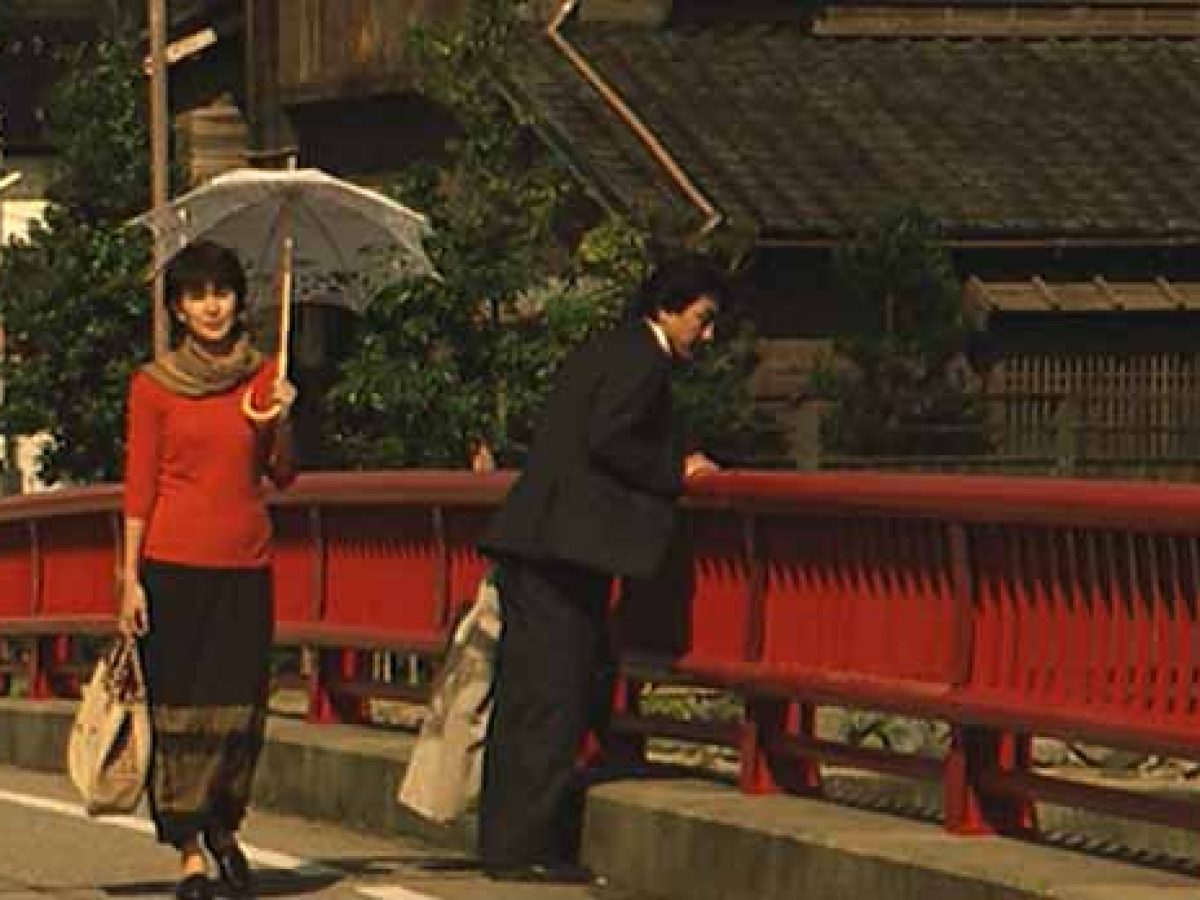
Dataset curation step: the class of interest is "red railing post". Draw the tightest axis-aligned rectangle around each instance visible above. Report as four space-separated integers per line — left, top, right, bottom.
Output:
306 648 334 725
302 647 324 722
739 697 778 794
790 701 822 793
944 725 1035 835
740 698 821 795
28 635 69 700
432 505 449 629
25 640 46 699
307 648 362 724
306 647 367 725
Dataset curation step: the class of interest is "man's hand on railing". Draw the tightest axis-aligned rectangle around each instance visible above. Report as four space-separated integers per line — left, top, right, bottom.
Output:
119 579 149 638
684 452 720 477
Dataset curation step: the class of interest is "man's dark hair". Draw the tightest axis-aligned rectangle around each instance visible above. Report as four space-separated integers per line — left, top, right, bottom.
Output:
628 254 731 320
166 240 248 310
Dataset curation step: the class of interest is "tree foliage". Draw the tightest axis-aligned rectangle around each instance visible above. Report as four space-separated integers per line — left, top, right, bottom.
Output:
811 204 988 457
0 34 151 485
323 0 776 468
0 0 774 482
321 0 575 467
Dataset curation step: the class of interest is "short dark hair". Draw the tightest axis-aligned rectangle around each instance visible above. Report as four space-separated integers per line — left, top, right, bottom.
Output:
166 240 248 311
627 254 730 320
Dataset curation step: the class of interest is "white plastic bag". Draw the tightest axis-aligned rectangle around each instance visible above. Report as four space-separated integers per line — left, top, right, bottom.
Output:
398 574 500 822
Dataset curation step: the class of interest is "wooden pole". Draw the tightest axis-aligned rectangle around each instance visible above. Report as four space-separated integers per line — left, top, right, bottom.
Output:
246 0 288 166
148 0 170 359
0 171 22 493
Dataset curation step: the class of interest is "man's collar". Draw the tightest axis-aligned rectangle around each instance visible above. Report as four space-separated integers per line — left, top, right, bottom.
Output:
644 318 672 357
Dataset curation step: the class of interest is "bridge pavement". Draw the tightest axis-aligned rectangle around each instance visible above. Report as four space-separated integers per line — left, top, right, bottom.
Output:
0 766 634 900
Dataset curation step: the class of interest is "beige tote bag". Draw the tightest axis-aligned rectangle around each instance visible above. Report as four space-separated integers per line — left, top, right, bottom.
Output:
67 637 152 816
398 573 500 823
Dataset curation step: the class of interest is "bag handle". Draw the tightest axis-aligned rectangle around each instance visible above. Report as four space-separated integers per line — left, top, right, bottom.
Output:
102 637 147 703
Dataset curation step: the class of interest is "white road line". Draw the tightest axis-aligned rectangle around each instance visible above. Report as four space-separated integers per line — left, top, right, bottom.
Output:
0 789 154 834
357 887 446 900
0 788 438 899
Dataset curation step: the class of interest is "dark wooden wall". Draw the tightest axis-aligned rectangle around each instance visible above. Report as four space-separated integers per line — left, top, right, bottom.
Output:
277 0 467 104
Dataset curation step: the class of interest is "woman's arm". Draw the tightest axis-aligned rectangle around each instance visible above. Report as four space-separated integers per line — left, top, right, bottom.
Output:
120 517 148 636
262 378 298 488
121 374 159 637
265 414 297 488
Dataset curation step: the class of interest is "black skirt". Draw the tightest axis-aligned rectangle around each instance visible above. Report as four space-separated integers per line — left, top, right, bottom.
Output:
138 560 273 848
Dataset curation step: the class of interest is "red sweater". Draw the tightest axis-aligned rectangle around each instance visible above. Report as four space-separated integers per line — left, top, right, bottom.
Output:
123 360 295 568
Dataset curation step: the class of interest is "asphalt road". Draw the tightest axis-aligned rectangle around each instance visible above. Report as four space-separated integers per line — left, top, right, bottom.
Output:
0 766 638 900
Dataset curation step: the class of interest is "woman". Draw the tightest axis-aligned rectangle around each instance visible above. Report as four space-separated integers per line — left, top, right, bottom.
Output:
120 241 296 900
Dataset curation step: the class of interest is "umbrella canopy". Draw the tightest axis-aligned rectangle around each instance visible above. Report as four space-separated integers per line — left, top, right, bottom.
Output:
136 167 436 313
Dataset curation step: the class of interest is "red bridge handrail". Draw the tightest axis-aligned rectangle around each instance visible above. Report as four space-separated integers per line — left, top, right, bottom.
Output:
5 467 1198 523
687 469 1200 531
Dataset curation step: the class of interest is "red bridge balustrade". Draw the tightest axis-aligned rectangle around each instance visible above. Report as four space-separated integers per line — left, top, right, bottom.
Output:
618 472 1200 841
1 470 1199 851
0 472 510 714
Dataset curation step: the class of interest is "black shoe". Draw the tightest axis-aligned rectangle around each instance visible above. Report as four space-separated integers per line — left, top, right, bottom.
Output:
203 830 252 895
175 873 213 900
485 862 603 886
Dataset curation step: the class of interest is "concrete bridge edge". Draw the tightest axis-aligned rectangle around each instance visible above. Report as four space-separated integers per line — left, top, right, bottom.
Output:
0 700 1193 900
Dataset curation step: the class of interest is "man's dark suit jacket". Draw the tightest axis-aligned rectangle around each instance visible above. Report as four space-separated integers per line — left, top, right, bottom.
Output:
481 321 685 579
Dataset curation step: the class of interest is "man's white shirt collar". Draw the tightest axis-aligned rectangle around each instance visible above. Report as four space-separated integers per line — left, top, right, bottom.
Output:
645 319 672 357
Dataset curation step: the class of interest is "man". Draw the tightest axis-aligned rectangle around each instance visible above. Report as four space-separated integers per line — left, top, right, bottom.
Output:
478 255 726 883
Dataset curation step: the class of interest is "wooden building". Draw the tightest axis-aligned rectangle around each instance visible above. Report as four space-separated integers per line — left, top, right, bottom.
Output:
10 0 1200 472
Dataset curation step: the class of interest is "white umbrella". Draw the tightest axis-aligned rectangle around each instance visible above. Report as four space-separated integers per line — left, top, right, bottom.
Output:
135 167 436 419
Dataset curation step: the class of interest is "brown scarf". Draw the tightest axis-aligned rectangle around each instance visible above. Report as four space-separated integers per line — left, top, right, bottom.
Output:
141 335 263 398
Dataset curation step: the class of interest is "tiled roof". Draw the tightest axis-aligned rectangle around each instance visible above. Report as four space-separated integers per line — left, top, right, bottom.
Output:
967 277 1200 314
510 25 1200 243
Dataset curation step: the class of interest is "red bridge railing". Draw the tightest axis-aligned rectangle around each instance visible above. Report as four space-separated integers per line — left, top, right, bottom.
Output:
0 472 510 720
1 470 1198 849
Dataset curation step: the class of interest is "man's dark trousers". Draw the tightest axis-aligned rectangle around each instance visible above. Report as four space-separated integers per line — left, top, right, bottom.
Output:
479 556 610 869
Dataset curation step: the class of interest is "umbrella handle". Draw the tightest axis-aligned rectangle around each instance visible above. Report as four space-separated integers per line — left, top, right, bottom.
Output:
241 389 283 423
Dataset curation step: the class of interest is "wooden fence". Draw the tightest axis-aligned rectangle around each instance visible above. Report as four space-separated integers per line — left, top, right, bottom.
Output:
817 394 1200 481
799 351 1200 479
